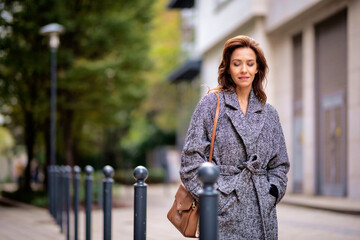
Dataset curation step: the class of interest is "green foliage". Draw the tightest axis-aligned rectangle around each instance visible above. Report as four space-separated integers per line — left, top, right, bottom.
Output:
120 0 181 166
0 0 182 179
0 0 157 169
0 126 14 153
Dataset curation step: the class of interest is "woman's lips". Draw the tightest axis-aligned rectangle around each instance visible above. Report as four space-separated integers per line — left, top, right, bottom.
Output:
239 77 249 81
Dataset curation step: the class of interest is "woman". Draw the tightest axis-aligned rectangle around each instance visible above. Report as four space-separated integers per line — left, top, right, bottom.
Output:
180 35 290 239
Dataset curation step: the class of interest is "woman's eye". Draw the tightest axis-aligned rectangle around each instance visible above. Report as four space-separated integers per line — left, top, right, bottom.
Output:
234 63 240 67
248 63 254 67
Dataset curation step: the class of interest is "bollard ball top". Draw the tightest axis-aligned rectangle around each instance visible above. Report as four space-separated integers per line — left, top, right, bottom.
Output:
59 166 66 173
198 162 220 185
64 165 72 173
85 165 94 175
73 165 81 173
103 165 114 178
133 166 148 181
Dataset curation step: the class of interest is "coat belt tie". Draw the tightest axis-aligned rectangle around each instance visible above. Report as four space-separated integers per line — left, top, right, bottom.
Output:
216 154 267 177
216 154 267 197
237 154 267 176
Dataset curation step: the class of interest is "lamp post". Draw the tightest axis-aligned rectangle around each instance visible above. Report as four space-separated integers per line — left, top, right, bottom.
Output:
40 23 64 167
40 23 64 218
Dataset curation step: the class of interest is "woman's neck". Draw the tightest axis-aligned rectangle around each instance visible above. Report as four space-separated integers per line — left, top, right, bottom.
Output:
236 87 251 115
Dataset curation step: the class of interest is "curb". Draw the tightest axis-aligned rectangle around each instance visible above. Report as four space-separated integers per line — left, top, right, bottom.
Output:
281 194 360 216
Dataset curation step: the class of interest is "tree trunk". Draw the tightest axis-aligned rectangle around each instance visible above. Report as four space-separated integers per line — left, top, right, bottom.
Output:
23 111 35 192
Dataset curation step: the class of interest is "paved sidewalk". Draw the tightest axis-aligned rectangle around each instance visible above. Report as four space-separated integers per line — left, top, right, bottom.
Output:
0 197 63 240
281 192 360 215
0 184 181 240
1 184 359 240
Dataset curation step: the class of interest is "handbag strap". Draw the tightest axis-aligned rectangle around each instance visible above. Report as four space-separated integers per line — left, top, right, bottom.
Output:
209 93 220 163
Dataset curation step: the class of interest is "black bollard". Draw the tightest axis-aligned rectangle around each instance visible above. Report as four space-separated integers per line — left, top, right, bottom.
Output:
133 166 148 240
103 165 114 240
85 165 94 240
62 166 67 233
198 162 220 240
48 165 53 217
54 166 59 224
73 166 81 240
59 166 64 232
51 165 56 219
64 166 71 240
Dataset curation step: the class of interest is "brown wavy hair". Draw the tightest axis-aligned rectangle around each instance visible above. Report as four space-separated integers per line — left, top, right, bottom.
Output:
214 35 268 106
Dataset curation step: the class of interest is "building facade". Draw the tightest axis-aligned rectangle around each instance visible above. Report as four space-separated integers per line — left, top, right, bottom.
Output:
168 0 360 200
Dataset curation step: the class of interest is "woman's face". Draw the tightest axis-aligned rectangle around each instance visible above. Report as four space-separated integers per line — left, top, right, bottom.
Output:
228 47 258 92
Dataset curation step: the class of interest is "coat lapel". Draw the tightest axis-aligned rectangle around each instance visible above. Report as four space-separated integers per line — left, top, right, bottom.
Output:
224 90 266 155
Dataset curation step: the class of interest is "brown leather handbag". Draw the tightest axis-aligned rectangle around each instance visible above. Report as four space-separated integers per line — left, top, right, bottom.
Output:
167 93 220 238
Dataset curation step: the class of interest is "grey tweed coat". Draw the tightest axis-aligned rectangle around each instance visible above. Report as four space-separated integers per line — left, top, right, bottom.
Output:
180 90 290 240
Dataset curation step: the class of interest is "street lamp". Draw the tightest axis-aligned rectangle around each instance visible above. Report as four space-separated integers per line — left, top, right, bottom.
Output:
40 23 64 219
40 23 65 167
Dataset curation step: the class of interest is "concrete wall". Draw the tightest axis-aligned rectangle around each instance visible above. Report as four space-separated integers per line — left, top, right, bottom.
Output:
266 0 323 31
347 0 360 199
196 0 267 55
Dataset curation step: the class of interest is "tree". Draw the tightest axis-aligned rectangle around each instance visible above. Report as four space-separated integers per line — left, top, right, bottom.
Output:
120 0 182 167
0 0 155 190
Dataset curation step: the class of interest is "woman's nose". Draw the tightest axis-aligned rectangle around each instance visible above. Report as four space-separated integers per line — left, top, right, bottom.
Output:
241 65 247 73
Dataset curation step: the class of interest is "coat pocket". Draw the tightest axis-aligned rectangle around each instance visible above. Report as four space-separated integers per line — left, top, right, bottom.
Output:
217 174 240 195
217 191 237 216
267 192 277 210
262 178 276 211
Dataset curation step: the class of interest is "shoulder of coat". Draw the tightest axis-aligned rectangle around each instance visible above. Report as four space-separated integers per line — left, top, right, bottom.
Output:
264 103 280 122
198 92 220 107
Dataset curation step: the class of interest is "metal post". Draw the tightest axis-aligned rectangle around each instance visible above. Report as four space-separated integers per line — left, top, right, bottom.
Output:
64 166 71 240
51 165 56 218
54 166 58 222
198 162 220 240
103 166 114 240
48 165 53 217
60 166 66 233
85 165 94 240
40 23 64 227
40 23 65 233
57 166 64 231
73 166 81 240
50 47 57 167
97 175 103 208
133 166 148 240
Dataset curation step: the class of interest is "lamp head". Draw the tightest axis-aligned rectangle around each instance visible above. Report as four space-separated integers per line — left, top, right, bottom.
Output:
40 23 65 49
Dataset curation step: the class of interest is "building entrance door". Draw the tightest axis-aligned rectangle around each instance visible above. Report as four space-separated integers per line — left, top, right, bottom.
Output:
315 9 347 197
319 92 346 196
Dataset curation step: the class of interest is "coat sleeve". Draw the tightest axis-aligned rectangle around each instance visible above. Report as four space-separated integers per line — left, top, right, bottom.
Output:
180 93 216 201
267 109 290 204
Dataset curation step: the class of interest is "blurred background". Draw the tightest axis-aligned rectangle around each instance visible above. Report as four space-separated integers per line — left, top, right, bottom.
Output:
0 0 359 205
